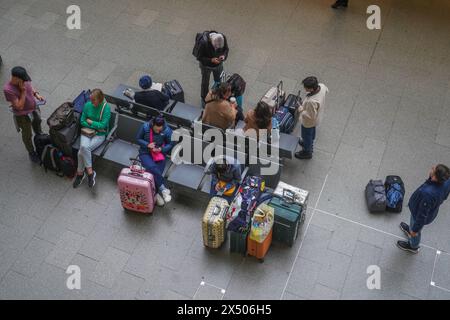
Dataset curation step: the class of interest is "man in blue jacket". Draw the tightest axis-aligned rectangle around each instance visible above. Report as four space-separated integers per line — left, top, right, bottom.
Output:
136 115 175 206
398 164 450 253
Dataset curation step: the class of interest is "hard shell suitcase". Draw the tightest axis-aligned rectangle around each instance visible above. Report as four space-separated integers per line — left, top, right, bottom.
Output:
247 229 273 262
229 229 249 256
163 79 185 103
268 197 304 247
274 181 309 211
260 81 285 111
118 162 156 214
202 197 229 248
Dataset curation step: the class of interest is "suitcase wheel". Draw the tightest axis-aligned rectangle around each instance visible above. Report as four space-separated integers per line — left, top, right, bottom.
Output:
258 258 264 263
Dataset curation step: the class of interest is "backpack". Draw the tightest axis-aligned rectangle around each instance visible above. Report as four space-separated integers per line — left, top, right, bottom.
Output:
384 175 405 213
365 180 386 213
226 176 266 233
47 102 75 131
34 134 52 160
192 31 213 59
227 73 246 97
273 107 295 133
41 145 76 178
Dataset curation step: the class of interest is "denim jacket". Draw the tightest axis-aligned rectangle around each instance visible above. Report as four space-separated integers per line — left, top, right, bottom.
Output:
408 178 450 232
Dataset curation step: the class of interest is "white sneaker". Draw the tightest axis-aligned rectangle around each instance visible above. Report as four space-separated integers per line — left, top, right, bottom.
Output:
155 193 165 207
161 189 172 203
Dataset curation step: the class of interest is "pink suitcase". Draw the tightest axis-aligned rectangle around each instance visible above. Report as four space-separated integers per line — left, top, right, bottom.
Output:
117 164 156 214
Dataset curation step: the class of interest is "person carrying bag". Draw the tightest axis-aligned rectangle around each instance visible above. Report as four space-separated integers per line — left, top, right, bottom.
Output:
73 89 111 189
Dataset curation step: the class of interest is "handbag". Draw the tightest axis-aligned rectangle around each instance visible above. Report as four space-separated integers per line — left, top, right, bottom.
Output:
149 128 165 162
81 101 106 138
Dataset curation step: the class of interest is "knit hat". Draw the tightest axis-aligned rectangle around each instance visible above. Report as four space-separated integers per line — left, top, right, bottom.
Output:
139 75 152 89
154 115 165 126
209 33 224 50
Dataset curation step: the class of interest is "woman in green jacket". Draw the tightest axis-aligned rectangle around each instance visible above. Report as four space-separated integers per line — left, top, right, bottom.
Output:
73 88 111 188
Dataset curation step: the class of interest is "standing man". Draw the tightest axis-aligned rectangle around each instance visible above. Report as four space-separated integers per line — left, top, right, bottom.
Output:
295 76 329 160
193 31 229 106
3 66 45 163
331 0 348 9
397 165 450 254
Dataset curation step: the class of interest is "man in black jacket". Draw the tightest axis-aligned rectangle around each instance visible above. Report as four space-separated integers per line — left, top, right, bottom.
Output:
195 31 229 105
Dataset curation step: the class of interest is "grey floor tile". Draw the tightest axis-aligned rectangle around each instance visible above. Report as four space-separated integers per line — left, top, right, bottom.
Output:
88 247 130 289
45 230 85 270
11 237 55 278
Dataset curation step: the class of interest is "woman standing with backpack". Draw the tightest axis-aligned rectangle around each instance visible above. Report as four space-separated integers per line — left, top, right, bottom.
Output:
73 89 111 189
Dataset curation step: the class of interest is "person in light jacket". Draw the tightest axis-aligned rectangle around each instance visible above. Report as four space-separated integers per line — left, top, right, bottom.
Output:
295 76 329 160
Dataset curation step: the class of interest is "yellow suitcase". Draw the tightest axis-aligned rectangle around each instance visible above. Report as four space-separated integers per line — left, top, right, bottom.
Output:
202 197 229 249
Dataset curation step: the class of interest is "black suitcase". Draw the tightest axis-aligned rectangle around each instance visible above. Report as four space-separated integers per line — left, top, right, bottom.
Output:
163 80 185 103
50 113 80 157
229 230 248 256
283 91 302 117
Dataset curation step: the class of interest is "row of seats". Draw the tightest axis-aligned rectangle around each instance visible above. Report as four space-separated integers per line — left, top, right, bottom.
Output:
72 83 295 192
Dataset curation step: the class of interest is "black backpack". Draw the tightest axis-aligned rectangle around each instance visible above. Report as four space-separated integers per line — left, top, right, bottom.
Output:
34 134 52 159
385 175 405 213
40 145 76 178
192 31 213 59
47 102 75 131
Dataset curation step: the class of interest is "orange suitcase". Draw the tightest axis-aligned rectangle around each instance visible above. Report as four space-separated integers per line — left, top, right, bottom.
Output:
247 229 273 262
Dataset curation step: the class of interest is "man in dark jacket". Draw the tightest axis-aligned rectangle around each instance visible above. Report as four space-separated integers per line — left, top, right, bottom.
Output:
397 164 450 253
131 75 169 111
195 31 229 105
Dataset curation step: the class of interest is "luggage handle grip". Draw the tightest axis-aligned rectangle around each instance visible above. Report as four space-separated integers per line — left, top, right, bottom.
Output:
282 189 296 204
213 204 228 216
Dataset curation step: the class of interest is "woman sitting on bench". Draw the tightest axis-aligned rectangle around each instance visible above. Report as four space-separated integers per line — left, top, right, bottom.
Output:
73 88 111 189
136 115 174 206
243 101 272 140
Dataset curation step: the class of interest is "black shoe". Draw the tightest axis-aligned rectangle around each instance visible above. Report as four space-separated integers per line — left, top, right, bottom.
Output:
29 151 40 164
396 240 419 254
399 222 410 238
295 151 313 159
73 172 86 188
88 171 96 188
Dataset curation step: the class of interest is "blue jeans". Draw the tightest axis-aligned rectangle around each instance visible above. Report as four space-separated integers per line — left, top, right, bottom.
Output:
409 215 421 249
301 125 316 154
139 153 166 191
77 134 105 171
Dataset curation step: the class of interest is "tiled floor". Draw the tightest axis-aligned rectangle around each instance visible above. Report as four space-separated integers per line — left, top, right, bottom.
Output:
1 0 450 299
